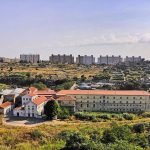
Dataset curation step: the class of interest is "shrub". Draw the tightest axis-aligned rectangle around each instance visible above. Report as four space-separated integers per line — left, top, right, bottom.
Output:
123 113 135 120
30 130 43 140
133 123 145 133
102 125 131 144
58 108 70 120
98 114 111 120
141 112 150 118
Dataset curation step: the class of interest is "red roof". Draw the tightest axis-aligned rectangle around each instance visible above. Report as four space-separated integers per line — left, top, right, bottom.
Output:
0 102 13 108
57 90 150 96
36 89 56 95
26 87 55 97
32 96 47 106
56 95 76 101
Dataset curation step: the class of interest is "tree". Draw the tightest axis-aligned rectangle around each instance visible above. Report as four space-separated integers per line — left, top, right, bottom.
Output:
44 100 60 120
102 125 131 144
32 82 47 90
80 75 86 82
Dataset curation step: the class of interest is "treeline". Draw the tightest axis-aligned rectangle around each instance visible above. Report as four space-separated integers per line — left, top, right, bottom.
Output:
0 73 73 89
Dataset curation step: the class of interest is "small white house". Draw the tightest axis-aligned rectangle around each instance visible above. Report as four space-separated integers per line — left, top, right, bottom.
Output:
0 101 14 115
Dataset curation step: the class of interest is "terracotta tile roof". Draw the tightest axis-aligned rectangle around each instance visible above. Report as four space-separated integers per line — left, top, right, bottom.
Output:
28 93 37 97
57 90 150 96
0 101 13 109
36 89 56 95
29 87 38 93
32 96 47 106
56 95 76 101
26 87 55 97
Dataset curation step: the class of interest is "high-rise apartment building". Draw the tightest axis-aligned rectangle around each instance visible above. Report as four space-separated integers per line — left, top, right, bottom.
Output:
97 55 122 65
49 54 74 64
76 55 95 65
20 54 40 63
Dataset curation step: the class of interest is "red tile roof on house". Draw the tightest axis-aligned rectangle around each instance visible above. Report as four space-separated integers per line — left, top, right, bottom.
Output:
0 102 13 109
32 96 47 106
56 95 76 101
57 90 150 96
26 87 56 97
29 87 38 93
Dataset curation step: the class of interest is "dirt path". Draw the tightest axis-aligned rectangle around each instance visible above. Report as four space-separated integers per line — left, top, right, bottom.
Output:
2 117 150 128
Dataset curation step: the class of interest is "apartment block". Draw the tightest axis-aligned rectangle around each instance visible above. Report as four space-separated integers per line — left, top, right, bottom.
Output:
76 55 95 65
49 54 74 64
125 56 143 63
20 54 40 63
97 55 122 65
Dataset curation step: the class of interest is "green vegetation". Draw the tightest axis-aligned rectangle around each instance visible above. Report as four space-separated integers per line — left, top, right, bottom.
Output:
74 112 136 122
32 82 47 90
44 100 60 120
0 83 9 90
1 112 150 149
60 123 149 150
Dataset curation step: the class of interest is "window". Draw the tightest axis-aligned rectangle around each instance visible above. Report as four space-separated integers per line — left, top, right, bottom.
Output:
103 96 105 99
93 96 95 99
120 101 122 103
120 97 122 99
93 104 95 108
87 104 89 107
87 96 89 99
80 104 82 107
140 101 142 104
100 101 101 103
126 101 128 104
113 101 115 103
133 101 135 104
93 101 95 103
113 97 115 99
103 100 105 103
133 97 135 99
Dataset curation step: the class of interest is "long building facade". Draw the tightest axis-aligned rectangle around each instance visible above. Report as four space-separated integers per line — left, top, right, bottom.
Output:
97 55 122 65
58 90 150 113
49 54 74 64
76 55 95 65
20 54 40 63
124 56 143 63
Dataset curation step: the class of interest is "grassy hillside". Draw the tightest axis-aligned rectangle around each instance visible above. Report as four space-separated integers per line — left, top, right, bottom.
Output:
1 112 150 150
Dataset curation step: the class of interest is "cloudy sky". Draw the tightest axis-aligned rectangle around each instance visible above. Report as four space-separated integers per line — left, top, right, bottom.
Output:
0 0 150 60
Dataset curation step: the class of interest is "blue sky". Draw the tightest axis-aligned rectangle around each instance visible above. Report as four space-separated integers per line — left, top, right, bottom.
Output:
0 0 150 59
